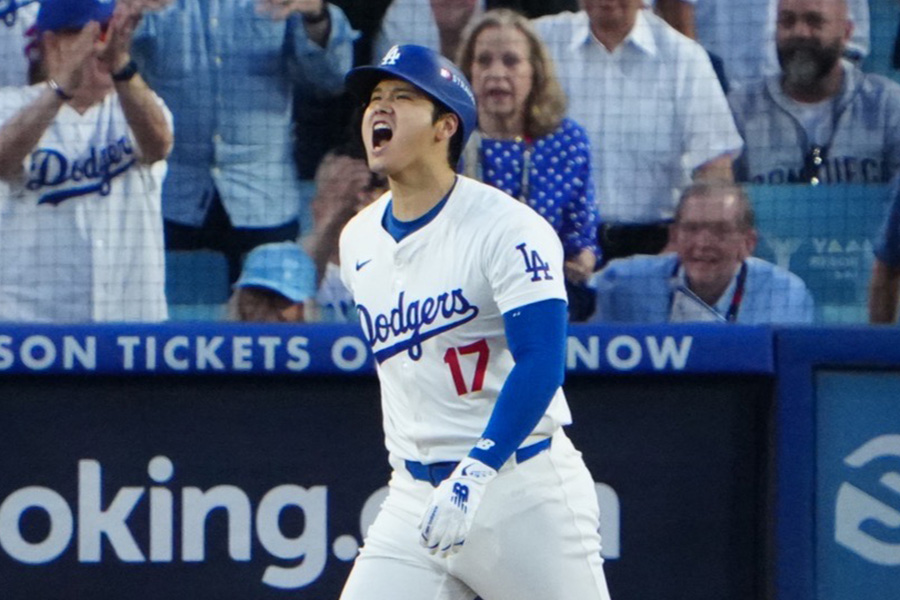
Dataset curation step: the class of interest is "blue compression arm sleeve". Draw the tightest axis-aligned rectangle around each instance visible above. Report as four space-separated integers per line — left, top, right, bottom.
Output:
468 298 567 470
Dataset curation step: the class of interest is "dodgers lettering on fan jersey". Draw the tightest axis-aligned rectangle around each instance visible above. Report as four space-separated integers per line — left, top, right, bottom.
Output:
339 176 572 464
0 85 171 322
729 62 900 184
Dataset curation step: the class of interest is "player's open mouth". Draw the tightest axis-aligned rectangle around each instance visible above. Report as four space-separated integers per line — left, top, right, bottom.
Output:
372 122 393 149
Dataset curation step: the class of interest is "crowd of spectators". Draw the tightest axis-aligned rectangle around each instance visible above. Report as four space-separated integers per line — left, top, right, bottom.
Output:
1 0 899 325
457 8 600 320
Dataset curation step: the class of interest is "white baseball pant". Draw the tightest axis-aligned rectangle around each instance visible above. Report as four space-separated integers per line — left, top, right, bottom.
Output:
339 429 613 600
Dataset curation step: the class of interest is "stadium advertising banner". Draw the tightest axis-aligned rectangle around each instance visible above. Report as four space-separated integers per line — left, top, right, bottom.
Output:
0 323 773 375
815 372 900 600
0 324 775 599
776 329 900 600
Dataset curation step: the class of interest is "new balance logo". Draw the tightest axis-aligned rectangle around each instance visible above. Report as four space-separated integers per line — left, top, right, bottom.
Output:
355 259 372 271
451 482 469 512
475 438 495 451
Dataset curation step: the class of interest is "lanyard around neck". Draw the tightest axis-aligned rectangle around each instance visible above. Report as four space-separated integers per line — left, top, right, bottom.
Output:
670 260 748 323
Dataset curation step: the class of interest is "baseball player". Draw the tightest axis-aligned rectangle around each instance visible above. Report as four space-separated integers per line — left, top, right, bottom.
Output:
0 0 172 322
338 44 612 600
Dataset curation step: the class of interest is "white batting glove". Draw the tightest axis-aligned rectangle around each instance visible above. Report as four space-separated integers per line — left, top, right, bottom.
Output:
418 458 497 557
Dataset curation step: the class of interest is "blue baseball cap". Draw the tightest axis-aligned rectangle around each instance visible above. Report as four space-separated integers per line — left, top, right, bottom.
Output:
235 242 317 304
345 44 478 147
37 0 116 33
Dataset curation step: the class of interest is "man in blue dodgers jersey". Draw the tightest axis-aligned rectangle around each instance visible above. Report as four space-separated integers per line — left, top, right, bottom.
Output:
338 45 612 600
0 0 173 321
728 0 900 185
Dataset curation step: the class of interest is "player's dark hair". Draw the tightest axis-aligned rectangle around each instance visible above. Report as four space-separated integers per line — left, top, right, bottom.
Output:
432 102 465 169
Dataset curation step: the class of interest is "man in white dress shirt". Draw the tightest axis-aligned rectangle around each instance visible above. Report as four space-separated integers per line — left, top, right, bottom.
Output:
533 0 743 262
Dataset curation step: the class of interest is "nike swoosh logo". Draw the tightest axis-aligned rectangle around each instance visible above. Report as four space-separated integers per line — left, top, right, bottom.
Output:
460 463 486 478
355 259 372 271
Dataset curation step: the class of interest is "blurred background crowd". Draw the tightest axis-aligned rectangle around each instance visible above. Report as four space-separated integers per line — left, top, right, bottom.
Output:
2 0 900 326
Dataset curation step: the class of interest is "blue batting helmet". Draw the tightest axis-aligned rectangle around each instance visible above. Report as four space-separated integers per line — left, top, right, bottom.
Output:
345 44 478 147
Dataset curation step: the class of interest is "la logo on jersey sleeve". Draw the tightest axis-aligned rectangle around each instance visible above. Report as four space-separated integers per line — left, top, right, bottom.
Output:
515 243 553 282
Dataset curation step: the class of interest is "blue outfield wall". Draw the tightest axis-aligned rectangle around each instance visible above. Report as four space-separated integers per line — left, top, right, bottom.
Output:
775 328 900 600
0 323 898 600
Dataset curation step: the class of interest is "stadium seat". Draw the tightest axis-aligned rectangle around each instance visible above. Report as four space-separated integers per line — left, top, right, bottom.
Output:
165 250 231 321
748 183 892 323
862 0 900 83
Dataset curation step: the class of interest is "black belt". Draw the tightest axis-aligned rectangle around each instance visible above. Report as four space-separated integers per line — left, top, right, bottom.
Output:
405 438 552 487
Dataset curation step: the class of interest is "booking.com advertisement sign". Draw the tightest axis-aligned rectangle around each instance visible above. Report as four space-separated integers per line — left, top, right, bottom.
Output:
816 372 900 600
0 323 774 599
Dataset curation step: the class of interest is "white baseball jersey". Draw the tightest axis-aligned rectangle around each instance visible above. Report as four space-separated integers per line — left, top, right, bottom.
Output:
339 175 612 600
339 175 572 464
0 85 171 322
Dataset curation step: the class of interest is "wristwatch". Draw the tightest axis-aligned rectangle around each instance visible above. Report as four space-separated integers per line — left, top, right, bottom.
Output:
47 79 73 101
112 59 139 82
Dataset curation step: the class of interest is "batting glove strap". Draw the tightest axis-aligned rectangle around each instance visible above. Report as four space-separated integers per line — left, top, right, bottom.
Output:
418 458 497 557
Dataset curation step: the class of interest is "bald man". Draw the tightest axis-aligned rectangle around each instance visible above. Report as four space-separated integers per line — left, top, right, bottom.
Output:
652 0 870 88
728 0 900 185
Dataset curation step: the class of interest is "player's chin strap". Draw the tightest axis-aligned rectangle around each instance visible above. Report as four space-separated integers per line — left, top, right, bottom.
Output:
418 457 497 558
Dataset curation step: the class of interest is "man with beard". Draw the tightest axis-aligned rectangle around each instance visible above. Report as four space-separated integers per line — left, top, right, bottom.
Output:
728 0 900 185
651 0 870 88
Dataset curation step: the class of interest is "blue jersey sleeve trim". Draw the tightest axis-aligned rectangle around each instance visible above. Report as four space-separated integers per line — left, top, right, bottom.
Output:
468 298 567 470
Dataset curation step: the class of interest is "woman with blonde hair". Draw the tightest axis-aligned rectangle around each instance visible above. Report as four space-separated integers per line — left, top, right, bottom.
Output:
457 8 600 320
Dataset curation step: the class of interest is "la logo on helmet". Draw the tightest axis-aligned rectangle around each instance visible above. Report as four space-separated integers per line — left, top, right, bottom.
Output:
381 46 402 66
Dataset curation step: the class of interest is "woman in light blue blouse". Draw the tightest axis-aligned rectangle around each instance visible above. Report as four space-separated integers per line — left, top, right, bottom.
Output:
457 9 600 319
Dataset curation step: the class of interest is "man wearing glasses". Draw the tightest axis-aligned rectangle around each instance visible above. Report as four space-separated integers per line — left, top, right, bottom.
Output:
588 181 814 324
728 0 900 185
